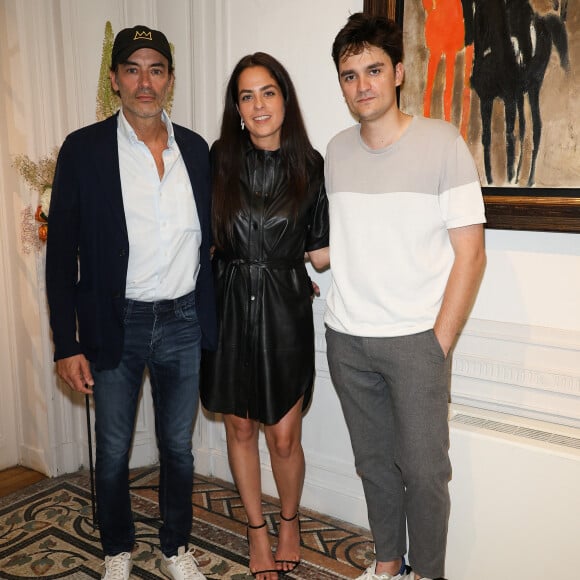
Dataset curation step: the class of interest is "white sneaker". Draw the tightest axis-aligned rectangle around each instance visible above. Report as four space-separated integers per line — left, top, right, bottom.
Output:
101 552 132 579
160 546 206 580
356 560 412 580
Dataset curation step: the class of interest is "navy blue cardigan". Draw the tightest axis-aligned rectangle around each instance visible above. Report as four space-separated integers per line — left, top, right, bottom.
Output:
46 113 217 369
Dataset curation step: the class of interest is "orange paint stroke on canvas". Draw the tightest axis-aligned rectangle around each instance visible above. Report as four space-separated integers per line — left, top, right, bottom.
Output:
422 0 473 137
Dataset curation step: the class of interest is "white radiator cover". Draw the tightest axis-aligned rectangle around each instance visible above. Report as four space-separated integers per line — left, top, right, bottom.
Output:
446 406 580 577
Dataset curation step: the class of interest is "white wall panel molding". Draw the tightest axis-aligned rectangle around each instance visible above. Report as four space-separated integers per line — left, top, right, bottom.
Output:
158 0 195 129
55 0 84 135
126 0 156 25
188 0 227 143
188 1 228 477
453 354 580 397
452 319 580 427
18 2 65 151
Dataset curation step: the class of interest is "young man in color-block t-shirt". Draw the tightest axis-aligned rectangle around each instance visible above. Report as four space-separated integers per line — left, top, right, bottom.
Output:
325 12 486 580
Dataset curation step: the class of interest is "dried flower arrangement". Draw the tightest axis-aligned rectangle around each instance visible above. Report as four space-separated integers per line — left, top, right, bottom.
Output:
12 147 59 243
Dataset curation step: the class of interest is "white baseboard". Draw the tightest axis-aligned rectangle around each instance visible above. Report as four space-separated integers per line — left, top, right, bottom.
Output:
18 443 49 476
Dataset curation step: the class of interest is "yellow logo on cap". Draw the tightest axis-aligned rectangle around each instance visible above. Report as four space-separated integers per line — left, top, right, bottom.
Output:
133 30 152 41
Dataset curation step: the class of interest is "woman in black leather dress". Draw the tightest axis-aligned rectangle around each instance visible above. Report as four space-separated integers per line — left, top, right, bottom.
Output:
201 53 329 580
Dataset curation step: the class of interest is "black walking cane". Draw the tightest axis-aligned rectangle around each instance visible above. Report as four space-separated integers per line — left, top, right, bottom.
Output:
85 393 97 530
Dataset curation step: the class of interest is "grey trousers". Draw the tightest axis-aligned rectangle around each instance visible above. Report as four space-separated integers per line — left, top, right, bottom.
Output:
325 327 452 579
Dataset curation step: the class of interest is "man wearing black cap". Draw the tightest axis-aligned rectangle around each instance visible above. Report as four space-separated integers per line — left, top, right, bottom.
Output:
46 25 216 580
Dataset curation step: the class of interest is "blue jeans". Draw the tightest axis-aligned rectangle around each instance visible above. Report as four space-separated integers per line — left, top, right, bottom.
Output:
326 327 452 579
92 291 201 558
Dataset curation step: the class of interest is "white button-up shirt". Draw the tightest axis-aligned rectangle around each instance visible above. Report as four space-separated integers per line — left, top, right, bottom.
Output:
117 109 201 301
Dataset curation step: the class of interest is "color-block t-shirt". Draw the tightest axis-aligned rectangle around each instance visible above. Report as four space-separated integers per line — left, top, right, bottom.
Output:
324 115 485 338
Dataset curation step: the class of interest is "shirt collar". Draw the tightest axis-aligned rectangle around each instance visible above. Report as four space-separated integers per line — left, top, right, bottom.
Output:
118 109 175 146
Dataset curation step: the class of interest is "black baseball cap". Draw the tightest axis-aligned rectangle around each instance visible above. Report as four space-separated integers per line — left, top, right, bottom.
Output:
111 25 173 69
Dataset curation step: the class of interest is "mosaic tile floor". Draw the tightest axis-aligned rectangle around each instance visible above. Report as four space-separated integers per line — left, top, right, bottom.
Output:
0 467 375 579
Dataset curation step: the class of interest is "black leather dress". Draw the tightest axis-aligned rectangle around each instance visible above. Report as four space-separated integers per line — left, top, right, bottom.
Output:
200 143 329 424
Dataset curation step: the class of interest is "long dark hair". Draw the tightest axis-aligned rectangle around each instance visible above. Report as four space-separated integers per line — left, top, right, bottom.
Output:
212 52 317 250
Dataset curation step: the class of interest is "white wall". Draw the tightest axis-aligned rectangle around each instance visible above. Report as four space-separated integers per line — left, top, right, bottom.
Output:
1 0 579 577
476 230 580 332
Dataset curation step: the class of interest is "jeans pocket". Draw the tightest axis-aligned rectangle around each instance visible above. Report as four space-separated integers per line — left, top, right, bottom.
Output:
175 301 198 323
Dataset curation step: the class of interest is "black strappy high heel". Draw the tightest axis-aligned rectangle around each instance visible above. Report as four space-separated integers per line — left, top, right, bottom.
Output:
247 520 279 579
275 512 301 574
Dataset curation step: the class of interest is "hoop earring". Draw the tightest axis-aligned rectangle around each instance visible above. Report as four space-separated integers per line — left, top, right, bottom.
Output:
240 118 245 131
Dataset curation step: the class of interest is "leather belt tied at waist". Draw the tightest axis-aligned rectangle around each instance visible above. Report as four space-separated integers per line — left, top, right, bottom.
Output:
226 258 304 270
